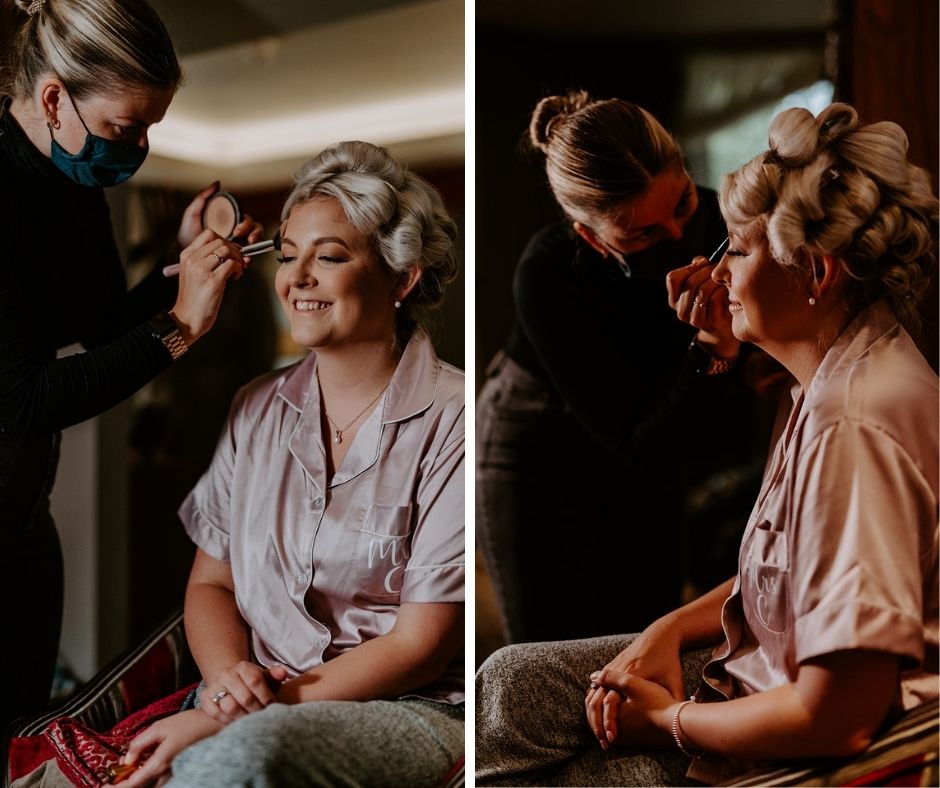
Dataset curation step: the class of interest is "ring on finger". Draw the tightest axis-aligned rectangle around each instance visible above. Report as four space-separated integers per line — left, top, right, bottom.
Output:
212 251 226 265
693 296 705 308
211 689 228 704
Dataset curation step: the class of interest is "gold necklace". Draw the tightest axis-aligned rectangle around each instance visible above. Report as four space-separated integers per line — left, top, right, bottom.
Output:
324 381 390 444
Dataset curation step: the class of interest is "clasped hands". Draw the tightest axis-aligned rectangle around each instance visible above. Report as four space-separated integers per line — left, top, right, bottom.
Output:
583 625 684 751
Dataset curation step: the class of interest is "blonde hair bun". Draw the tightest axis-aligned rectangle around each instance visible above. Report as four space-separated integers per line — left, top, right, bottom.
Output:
529 90 590 152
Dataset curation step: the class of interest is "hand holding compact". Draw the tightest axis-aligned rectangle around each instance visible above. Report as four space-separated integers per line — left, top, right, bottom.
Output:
177 185 264 249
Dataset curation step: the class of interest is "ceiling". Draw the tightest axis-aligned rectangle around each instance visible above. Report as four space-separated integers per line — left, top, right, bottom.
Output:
139 0 464 190
81 0 833 190
476 0 833 37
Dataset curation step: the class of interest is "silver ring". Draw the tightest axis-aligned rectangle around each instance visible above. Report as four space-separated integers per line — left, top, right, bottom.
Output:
212 252 225 265
693 298 705 309
211 689 228 704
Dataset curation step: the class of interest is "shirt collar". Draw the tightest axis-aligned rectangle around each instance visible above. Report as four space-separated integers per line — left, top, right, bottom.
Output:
276 327 439 422
804 299 900 403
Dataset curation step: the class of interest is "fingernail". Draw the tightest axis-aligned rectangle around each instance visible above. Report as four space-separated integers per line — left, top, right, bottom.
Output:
607 729 615 742
589 671 600 681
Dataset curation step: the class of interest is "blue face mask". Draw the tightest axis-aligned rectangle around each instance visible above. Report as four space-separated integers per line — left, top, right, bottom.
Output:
49 94 148 187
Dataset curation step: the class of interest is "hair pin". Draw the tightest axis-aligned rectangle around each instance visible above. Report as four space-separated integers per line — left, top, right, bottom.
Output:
26 0 44 16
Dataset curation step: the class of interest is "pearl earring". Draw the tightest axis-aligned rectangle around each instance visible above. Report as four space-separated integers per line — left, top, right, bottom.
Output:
394 300 402 309
808 297 817 306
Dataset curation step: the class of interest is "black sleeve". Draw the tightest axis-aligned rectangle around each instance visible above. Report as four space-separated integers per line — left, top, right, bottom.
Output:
0 265 173 433
79 203 178 347
513 231 744 463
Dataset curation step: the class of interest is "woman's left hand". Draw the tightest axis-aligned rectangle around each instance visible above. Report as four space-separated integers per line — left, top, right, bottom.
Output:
176 183 265 249
118 709 222 787
590 668 677 748
666 257 740 358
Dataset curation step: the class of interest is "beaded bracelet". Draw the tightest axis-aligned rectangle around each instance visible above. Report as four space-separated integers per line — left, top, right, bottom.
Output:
671 698 704 759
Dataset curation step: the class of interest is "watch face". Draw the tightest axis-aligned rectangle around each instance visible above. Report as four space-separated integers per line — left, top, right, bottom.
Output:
688 341 710 374
149 311 179 338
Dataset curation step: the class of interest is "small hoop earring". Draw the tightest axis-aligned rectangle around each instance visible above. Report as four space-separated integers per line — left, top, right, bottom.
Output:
808 297 817 306
394 300 402 309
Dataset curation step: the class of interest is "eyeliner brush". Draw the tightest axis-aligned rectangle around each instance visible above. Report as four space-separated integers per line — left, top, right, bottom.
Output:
708 236 730 263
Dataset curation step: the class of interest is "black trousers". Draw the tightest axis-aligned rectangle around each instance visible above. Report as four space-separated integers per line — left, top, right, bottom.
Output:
0 433 64 733
476 354 681 645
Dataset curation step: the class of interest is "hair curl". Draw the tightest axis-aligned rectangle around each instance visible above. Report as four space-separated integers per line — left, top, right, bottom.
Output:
282 141 459 335
720 102 938 335
528 90 684 224
2 0 181 100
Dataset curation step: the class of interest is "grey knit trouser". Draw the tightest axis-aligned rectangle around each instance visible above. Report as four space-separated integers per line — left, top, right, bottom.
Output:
166 698 464 788
476 634 712 787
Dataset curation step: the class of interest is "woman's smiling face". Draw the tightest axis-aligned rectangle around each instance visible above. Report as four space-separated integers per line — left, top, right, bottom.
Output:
712 221 808 348
274 197 398 351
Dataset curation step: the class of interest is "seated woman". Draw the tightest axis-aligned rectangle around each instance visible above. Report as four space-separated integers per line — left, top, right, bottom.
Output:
119 141 465 787
476 102 938 787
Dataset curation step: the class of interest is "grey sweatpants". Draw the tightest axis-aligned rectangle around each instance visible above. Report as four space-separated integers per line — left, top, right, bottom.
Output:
166 698 464 788
476 634 712 786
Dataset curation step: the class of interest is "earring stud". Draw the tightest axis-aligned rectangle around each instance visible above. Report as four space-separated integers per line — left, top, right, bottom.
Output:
394 300 402 309
808 297 816 306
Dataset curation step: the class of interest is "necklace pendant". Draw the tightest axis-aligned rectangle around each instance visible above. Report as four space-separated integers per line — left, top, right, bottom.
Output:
334 430 342 444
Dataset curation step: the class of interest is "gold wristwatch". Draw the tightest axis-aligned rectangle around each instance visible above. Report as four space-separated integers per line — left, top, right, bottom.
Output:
688 338 736 376
148 311 189 361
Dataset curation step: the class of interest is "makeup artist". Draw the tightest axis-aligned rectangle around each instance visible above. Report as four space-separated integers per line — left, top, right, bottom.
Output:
0 0 260 728
476 91 769 645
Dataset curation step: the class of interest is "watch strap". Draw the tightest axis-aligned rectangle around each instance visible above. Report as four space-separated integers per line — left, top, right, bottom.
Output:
147 311 189 361
688 339 736 376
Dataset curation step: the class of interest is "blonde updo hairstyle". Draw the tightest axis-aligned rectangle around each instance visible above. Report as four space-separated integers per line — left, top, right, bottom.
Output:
282 141 459 340
529 90 685 224
720 102 938 336
1 0 181 100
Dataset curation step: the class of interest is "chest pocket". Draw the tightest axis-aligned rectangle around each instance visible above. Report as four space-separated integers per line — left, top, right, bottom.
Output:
745 521 790 635
357 504 413 599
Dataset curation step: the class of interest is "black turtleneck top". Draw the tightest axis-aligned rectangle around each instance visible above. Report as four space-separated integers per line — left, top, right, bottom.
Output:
0 99 175 530
503 188 762 475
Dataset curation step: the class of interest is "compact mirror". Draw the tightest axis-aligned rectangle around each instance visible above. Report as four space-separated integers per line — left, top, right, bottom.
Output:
202 191 242 240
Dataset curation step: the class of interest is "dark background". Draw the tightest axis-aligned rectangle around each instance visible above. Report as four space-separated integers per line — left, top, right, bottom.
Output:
474 0 939 663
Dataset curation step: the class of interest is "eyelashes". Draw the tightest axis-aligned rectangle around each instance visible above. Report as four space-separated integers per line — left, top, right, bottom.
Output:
275 256 347 265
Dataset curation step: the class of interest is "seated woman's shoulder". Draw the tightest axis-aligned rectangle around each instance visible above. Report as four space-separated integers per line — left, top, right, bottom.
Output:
808 332 938 459
231 356 313 418
434 360 465 425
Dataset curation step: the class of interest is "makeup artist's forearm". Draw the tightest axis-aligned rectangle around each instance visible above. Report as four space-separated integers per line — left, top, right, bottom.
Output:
184 582 251 682
659 576 733 649
276 603 463 705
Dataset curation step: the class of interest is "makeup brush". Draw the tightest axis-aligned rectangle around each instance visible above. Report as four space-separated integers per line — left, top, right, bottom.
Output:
162 238 275 277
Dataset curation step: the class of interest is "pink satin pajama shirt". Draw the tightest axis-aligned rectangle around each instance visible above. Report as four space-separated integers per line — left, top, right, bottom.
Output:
179 329 465 704
704 301 938 707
